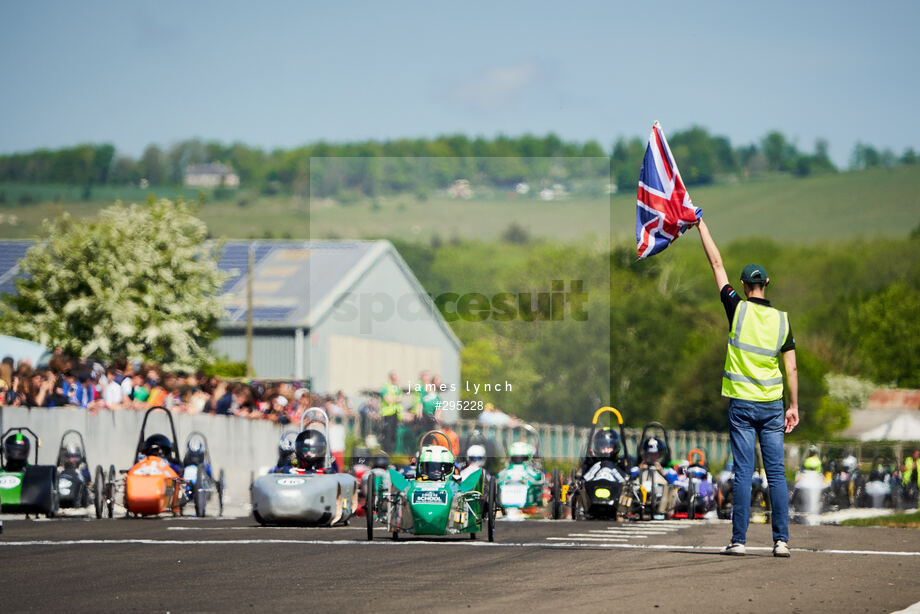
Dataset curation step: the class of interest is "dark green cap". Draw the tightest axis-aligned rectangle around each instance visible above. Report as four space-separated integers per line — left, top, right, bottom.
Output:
740 264 768 284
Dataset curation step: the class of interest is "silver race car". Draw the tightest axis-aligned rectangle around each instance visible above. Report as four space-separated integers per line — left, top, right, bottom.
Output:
250 408 357 526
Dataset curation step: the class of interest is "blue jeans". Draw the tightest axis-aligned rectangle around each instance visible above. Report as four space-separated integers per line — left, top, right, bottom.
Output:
728 398 789 544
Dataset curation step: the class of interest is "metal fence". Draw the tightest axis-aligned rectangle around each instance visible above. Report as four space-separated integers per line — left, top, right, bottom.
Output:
340 414 734 464
340 415 919 468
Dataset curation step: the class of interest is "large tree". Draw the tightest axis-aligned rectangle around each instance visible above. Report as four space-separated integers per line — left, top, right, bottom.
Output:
1 198 226 371
849 282 920 387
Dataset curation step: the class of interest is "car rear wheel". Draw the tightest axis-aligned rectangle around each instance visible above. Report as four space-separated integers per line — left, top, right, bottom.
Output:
106 465 116 518
551 467 562 520
217 469 225 517
487 478 497 542
365 473 375 541
93 465 105 519
194 465 207 517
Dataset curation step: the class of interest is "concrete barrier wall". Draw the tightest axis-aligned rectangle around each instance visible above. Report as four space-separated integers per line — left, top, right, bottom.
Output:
0 406 289 511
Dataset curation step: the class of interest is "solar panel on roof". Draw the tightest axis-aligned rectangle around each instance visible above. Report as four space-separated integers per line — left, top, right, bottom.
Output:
249 306 296 321
0 242 31 295
217 243 277 293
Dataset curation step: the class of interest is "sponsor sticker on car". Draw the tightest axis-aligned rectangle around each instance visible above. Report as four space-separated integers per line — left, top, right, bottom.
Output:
277 477 306 486
412 489 448 505
500 483 527 507
0 475 22 488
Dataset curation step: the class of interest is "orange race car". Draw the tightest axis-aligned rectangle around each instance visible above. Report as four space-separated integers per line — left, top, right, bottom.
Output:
99 406 194 518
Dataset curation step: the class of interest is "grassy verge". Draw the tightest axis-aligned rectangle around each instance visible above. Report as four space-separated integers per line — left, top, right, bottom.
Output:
840 510 920 528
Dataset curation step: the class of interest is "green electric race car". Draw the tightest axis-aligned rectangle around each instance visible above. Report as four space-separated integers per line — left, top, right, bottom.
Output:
0 427 60 518
496 424 561 518
365 430 496 542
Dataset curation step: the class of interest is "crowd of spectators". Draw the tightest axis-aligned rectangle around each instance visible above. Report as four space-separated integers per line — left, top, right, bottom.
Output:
0 353 354 426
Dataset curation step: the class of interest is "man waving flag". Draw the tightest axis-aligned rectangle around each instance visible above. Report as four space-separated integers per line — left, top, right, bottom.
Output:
636 122 702 259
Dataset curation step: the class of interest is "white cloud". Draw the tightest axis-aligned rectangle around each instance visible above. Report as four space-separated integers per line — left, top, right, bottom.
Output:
451 60 540 113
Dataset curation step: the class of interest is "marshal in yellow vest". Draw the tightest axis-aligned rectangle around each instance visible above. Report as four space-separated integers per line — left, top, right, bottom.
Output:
722 301 789 402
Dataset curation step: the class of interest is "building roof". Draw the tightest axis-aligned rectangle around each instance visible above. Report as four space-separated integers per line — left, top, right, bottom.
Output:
866 388 920 411
0 239 460 349
219 240 460 348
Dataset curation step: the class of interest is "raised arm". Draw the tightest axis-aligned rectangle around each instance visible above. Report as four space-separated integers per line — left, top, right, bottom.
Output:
697 219 729 291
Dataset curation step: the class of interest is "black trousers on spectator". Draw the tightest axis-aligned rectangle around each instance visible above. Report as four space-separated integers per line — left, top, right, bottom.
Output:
382 414 398 453
419 414 438 432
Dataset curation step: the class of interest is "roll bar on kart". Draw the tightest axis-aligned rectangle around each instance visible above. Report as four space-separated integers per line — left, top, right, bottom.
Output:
134 406 182 468
300 407 334 469
508 423 542 458
57 429 88 467
638 421 672 466
587 407 629 464
418 429 453 453
1 427 41 465
688 448 706 467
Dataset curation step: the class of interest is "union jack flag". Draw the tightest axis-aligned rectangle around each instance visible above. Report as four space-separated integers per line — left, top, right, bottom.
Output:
636 122 702 259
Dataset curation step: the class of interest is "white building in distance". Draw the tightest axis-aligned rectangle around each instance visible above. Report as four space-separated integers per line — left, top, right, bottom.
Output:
184 163 240 188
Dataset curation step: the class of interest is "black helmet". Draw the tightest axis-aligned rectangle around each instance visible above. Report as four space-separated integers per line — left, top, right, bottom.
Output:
185 440 206 466
371 453 390 469
592 428 621 461
640 436 668 464
143 434 173 459
294 429 327 471
3 433 30 470
62 443 84 469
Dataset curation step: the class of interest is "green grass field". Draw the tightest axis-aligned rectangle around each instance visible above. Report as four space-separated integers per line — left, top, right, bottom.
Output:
841 510 920 528
1 166 918 242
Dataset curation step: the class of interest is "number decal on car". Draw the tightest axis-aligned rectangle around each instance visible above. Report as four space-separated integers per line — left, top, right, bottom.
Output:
0 475 21 488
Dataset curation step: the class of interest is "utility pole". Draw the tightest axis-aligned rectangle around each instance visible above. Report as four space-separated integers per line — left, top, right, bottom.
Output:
246 243 254 378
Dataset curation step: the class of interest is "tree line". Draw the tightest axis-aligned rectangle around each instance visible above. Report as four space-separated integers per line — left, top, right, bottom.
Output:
1 130 917 200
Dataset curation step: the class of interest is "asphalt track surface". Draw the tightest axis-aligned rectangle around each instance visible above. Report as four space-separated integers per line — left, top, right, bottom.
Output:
2 512 919 613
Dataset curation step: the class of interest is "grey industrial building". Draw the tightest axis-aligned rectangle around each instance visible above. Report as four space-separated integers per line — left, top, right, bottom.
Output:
215 240 460 401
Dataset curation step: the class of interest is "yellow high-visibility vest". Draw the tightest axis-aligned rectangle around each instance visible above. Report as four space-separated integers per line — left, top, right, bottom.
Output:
380 383 403 417
722 301 789 402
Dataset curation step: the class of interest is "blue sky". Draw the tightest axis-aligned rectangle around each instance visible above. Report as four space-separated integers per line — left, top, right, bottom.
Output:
1 1 917 166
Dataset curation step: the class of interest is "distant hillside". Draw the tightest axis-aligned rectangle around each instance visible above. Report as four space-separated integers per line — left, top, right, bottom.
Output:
1 166 918 242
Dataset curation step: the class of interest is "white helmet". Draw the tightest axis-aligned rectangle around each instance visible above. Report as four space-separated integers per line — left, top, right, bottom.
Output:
842 455 857 472
509 441 533 464
466 444 486 466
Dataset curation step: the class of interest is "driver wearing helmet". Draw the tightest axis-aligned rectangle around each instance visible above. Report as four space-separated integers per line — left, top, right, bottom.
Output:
460 444 487 480
508 441 535 469
842 455 857 474
582 428 627 483
287 429 338 475
59 442 92 483
466 444 486 469
803 446 822 473
637 436 678 516
418 445 457 481
272 437 298 473
182 439 214 481
140 434 183 474
3 433 30 472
